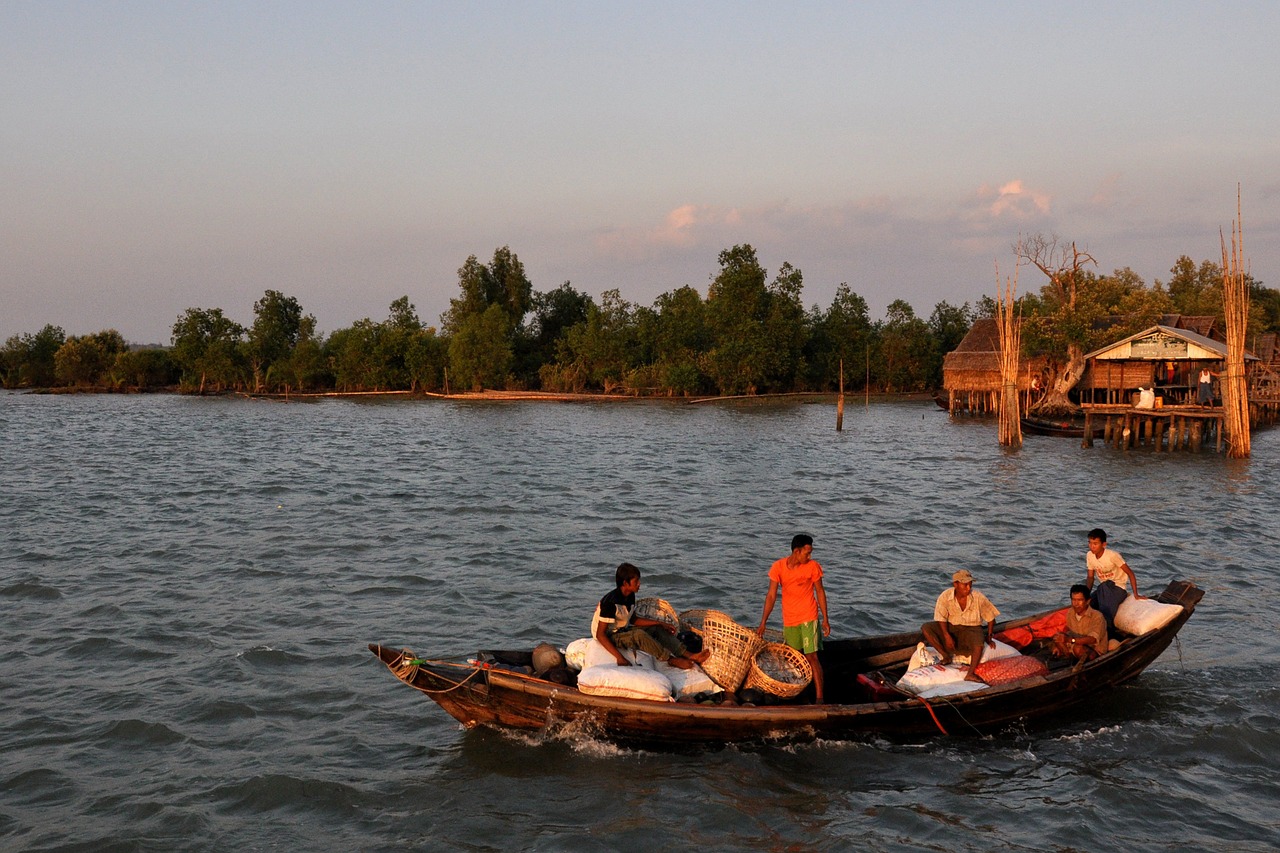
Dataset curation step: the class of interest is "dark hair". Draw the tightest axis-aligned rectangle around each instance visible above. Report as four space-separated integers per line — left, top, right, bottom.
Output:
1070 583 1090 598
1088 528 1107 543
615 562 641 586
791 534 813 552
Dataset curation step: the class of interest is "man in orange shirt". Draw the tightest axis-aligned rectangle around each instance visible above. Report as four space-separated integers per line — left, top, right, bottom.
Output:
756 534 831 703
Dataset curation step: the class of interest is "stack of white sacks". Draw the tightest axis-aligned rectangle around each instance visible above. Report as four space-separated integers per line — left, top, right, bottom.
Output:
895 639 1022 700
563 637 719 702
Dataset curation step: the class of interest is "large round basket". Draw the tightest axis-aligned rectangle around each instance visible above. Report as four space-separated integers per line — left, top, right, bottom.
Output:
700 612 764 692
632 597 679 629
744 641 813 699
677 608 732 637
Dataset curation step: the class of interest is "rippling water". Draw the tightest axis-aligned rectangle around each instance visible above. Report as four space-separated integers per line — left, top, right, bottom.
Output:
2 392 1278 852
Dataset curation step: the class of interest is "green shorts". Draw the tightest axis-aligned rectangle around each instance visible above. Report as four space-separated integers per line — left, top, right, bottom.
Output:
783 620 823 655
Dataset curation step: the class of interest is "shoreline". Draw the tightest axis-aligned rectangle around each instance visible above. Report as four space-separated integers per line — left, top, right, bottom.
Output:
5 386 936 405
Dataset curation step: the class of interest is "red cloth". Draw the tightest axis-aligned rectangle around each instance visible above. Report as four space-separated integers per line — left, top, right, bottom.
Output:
973 655 1049 685
1026 608 1070 639
995 626 1034 649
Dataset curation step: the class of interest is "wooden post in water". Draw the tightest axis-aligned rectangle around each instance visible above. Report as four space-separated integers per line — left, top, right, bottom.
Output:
837 359 845 431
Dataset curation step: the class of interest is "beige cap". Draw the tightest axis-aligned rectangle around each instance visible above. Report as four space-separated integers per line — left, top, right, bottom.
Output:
952 569 974 583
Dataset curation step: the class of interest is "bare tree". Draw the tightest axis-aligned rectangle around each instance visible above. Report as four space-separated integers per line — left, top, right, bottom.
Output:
1016 234 1097 413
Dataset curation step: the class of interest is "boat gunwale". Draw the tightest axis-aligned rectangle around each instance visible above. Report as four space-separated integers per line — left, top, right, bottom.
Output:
370 579 1202 734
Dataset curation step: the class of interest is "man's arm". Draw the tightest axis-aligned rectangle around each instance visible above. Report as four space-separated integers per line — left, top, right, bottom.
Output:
815 578 831 637
594 620 630 666
1121 561 1143 599
631 616 676 634
756 580 779 636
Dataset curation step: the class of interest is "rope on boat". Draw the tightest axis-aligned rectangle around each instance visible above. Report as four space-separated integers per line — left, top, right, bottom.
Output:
914 692 989 737
914 697 949 735
379 646 485 695
407 665 483 695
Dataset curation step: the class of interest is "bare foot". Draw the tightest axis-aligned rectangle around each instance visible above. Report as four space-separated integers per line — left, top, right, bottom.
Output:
667 657 695 670
963 672 984 682
689 649 711 664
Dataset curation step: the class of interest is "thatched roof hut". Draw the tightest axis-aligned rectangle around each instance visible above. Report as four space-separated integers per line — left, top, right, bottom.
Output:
942 318 1051 391
942 318 1050 413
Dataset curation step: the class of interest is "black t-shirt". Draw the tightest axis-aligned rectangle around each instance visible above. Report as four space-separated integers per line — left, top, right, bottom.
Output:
596 587 635 630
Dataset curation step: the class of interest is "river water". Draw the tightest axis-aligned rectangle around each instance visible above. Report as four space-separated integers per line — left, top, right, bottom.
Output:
1 392 1277 852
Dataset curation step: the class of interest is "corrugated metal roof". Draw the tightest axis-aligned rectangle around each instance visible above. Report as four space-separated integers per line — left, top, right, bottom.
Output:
1083 324 1256 361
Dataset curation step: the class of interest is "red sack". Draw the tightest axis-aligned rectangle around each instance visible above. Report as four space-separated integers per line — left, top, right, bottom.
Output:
973 655 1049 686
1026 608 1069 639
995 626 1034 649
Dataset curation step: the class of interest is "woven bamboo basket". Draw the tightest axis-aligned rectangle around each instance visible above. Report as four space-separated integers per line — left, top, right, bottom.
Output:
700 612 765 692
681 609 780 643
743 641 813 698
677 608 732 637
632 597 679 628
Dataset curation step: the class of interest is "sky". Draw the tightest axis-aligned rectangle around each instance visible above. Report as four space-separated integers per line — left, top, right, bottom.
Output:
3 2 1279 345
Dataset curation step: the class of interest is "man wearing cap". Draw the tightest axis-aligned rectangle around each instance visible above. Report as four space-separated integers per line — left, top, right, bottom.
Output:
921 569 1000 682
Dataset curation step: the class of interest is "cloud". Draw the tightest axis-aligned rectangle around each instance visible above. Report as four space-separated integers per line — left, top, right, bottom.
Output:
593 203 745 261
976 180 1052 219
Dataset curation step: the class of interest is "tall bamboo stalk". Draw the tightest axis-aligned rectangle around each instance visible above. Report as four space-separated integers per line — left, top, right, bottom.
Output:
1221 187 1251 458
996 261 1022 447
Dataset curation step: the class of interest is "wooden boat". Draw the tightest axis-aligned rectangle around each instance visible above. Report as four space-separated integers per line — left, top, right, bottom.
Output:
1021 415 1097 438
369 580 1202 748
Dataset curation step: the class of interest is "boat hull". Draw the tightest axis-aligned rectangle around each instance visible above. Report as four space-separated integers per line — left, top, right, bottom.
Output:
1021 416 1098 438
371 580 1202 747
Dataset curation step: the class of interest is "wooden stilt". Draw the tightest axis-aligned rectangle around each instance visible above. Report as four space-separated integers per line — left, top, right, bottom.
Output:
836 359 844 432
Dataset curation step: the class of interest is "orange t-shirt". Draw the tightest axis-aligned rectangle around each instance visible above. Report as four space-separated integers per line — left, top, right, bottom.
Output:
769 556 823 627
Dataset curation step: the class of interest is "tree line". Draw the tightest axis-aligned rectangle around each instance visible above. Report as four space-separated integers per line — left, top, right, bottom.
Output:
0 244 973 395
4 240 1277 396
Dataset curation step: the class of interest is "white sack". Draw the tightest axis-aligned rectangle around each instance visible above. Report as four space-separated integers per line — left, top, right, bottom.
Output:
907 642 942 672
980 638 1022 663
1114 597 1183 635
567 638 657 671
896 663 969 695
564 638 592 671
576 664 674 702
911 637 1021 669
656 661 718 698
917 680 988 699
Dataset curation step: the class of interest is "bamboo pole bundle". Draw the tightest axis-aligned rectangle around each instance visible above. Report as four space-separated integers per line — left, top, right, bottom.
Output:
1221 188 1251 458
995 261 1022 447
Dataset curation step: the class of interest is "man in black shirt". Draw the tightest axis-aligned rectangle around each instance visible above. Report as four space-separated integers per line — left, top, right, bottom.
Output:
591 562 709 670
